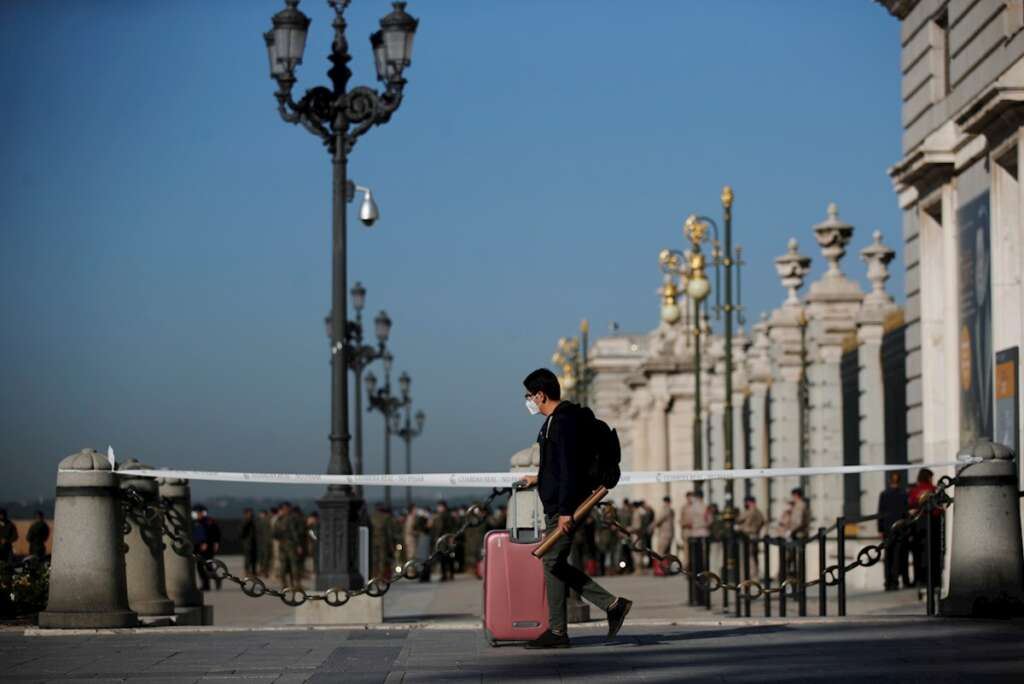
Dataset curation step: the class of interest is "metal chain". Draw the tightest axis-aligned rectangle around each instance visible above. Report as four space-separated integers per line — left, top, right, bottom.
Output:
594 474 957 601
120 486 511 608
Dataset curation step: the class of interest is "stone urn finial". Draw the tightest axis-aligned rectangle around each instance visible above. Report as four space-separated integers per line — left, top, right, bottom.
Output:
860 229 896 307
774 238 811 306
813 202 854 277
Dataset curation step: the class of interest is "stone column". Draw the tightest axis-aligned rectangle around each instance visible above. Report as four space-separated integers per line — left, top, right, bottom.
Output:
628 383 652 503
767 238 812 520
805 204 864 527
118 460 175 616
942 441 1024 617
645 395 671 504
157 477 204 608
39 449 138 629
747 314 773 518
857 231 900 516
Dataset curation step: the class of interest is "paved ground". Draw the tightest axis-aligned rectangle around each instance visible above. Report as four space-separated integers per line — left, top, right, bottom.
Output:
4 618 1024 683
6 556 1016 682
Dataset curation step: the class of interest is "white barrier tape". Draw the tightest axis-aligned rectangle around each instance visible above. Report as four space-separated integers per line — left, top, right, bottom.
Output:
58 449 980 488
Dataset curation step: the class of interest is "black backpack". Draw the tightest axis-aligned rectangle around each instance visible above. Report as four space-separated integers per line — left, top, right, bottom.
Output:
580 407 621 490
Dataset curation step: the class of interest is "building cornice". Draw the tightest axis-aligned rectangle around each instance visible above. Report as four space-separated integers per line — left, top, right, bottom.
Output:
875 0 917 20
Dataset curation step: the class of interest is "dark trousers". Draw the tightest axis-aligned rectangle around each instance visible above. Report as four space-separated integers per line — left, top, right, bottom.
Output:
688 538 707 604
883 536 911 589
541 514 616 633
196 551 220 591
243 545 258 576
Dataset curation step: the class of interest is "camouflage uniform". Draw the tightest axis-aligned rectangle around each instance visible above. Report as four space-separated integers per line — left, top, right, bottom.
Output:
274 510 306 590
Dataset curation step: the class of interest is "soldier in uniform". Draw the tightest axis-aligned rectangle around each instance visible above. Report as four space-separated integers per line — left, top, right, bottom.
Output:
26 511 50 560
306 511 320 576
370 504 395 581
273 502 305 590
256 510 273 577
462 508 484 576
432 501 455 581
0 508 18 564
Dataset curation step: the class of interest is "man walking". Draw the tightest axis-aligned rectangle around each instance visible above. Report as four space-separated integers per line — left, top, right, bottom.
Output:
518 368 631 649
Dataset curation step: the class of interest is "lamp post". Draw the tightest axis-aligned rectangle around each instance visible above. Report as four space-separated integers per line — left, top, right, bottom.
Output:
659 217 718 493
326 282 392 496
264 0 419 591
551 320 593 407
394 405 425 509
366 360 410 510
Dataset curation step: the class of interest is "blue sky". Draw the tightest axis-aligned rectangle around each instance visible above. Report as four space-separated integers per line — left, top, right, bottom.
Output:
0 1 902 503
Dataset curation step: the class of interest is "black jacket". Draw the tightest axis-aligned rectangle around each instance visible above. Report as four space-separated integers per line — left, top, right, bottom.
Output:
877 487 908 534
536 401 589 516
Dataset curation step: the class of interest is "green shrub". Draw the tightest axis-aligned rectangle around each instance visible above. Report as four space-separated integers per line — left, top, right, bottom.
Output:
0 562 50 618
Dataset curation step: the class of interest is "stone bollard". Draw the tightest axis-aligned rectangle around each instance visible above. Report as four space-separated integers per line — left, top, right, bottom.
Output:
157 477 204 609
118 459 175 617
38 449 138 628
941 441 1024 617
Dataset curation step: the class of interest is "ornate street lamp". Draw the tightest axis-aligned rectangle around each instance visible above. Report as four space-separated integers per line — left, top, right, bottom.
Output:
366 357 410 510
659 216 720 493
395 404 425 509
329 282 392 497
264 0 419 592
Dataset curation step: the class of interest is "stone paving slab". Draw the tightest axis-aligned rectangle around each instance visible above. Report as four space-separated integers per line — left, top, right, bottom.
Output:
2 619 1023 683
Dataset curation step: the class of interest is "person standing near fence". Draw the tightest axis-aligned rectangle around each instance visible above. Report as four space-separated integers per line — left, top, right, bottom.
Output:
787 489 810 539
654 496 675 557
909 468 943 597
26 511 50 560
878 472 911 590
256 509 273 577
240 508 258 576
736 496 765 575
274 502 305 591
0 509 17 564
192 505 215 591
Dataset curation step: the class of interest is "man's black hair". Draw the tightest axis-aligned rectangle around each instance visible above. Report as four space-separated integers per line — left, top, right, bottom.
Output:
791 488 804 498
523 368 561 401
744 496 755 504
917 468 933 483
663 496 671 503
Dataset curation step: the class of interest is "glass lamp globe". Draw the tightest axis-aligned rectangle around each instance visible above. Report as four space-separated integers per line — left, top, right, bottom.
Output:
661 302 681 324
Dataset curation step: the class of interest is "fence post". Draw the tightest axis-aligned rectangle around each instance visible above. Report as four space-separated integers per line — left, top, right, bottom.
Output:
39 450 138 629
837 516 846 617
778 541 787 617
721 537 730 612
797 540 807 617
157 476 203 609
687 538 695 606
741 535 751 617
926 502 936 617
817 526 827 616
763 536 771 617
118 460 175 617
942 441 1024 617
704 537 712 610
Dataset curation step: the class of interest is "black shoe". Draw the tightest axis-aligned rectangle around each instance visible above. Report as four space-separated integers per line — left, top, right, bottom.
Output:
524 629 570 649
606 597 632 639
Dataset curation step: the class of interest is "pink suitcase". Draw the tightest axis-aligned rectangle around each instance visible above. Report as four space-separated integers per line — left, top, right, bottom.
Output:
482 528 549 645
